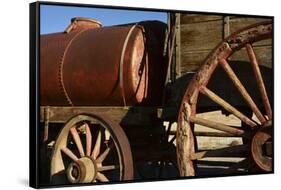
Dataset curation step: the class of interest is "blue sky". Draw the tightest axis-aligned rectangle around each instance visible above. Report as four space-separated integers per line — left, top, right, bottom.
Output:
40 5 167 34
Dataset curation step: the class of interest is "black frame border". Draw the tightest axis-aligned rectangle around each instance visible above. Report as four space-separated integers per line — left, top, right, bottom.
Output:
30 1 40 188
29 1 274 188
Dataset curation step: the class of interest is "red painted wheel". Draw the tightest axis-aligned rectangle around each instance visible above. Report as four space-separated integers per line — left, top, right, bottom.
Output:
176 22 272 176
50 113 133 184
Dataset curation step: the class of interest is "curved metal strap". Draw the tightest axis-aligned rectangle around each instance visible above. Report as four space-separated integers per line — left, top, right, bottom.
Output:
58 29 87 106
119 24 138 106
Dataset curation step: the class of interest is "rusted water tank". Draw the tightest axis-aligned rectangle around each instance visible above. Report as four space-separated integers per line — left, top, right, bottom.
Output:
40 17 167 106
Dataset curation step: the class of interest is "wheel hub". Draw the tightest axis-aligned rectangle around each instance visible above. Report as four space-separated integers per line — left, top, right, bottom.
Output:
251 124 272 172
66 157 97 183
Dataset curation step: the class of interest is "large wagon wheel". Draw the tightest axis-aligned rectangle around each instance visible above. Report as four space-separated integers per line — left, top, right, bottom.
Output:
50 113 133 184
177 21 272 176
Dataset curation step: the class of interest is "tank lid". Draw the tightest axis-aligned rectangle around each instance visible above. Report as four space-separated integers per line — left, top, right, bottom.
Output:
64 17 102 33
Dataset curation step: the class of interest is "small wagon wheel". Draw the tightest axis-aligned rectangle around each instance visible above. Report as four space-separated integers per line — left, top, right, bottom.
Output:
177 21 272 176
50 113 133 184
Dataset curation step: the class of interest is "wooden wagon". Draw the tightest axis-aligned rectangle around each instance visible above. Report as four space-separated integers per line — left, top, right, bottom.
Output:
39 13 273 185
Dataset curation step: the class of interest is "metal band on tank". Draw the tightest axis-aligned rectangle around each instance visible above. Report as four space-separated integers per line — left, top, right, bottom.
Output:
119 24 139 106
58 29 87 106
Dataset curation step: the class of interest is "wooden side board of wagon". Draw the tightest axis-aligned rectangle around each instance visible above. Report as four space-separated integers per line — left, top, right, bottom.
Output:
179 14 272 73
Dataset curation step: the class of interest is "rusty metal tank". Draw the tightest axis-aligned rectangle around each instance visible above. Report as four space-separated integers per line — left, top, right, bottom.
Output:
40 17 167 106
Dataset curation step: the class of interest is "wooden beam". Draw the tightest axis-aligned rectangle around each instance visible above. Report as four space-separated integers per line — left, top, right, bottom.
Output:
223 16 230 39
175 13 181 78
39 106 167 126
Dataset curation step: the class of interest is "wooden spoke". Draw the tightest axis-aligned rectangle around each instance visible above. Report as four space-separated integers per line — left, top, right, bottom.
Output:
61 147 78 161
169 135 176 143
166 122 172 141
96 172 109 182
97 165 119 172
168 130 176 135
199 86 257 127
96 143 113 163
70 127 85 157
85 124 92 157
246 43 272 120
189 116 246 137
105 129 111 141
91 130 102 160
191 144 249 160
219 58 266 124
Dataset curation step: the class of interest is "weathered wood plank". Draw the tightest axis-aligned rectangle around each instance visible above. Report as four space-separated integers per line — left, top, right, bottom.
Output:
175 13 182 78
223 16 230 38
180 20 223 52
40 106 163 126
181 45 272 74
229 15 271 19
181 50 210 73
229 17 272 34
196 136 243 151
231 46 272 68
179 15 272 75
192 144 249 159
181 14 222 24
40 106 127 123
